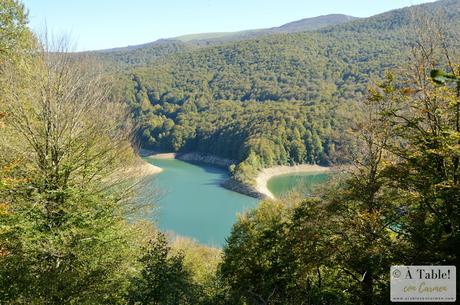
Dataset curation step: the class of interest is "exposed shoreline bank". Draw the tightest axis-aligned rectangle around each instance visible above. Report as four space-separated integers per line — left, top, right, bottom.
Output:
254 164 330 199
123 158 163 178
138 149 330 200
140 149 234 168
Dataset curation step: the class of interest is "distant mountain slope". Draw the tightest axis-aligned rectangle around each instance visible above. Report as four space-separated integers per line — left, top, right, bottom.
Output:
103 0 460 178
93 39 193 67
267 14 358 33
174 30 261 42
175 14 358 43
127 0 459 104
95 14 358 66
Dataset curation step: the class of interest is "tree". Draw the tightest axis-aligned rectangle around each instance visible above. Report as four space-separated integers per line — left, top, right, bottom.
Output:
0 35 144 304
289 139 306 164
318 80 403 305
0 0 34 65
375 52 460 265
219 198 354 305
0 4 37 301
219 200 291 305
127 232 199 305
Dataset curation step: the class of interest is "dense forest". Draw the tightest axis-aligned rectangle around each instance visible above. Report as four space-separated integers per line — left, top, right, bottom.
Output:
172 14 359 45
100 0 460 184
95 14 359 65
1 0 459 304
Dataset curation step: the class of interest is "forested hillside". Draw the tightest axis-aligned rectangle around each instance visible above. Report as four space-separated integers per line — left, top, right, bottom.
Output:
174 14 358 43
93 39 194 67
104 0 460 184
96 13 359 66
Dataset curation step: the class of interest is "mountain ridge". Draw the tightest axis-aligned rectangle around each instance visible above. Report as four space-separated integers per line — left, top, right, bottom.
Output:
95 13 358 54
174 14 359 43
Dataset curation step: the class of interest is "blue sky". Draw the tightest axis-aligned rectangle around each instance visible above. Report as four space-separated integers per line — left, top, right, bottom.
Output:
23 0 436 51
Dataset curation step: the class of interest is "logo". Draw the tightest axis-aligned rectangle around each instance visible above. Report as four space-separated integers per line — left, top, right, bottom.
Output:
390 266 456 302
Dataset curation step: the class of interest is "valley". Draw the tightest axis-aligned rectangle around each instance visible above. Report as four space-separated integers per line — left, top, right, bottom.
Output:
1 0 459 304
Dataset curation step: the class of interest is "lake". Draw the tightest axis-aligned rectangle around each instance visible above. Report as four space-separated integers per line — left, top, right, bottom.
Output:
144 158 257 247
267 172 330 198
144 158 328 247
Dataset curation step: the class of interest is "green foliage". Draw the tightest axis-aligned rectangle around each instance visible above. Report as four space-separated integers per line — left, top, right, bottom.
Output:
219 199 354 305
0 187 139 304
130 93 353 183
104 0 460 184
430 69 460 84
127 233 199 305
93 40 195 68
375 70 460 266
0 5 143 302
170 236 222 303
219 55 460 305
2 1 460 305
0 0 34 64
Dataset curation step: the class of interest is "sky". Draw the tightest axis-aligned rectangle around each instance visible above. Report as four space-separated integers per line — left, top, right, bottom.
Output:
23 0 437 51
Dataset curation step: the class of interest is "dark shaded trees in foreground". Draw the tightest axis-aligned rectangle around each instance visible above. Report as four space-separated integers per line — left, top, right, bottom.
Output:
218 33 460 304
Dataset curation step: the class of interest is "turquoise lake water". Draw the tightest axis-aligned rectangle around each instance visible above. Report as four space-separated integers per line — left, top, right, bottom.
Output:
267 172 330 198
144 158 257 247
144 158 328 247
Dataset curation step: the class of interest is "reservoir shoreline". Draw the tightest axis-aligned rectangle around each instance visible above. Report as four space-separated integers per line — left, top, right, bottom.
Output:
138 149 330 199
124 156 163 178
255 164 330 199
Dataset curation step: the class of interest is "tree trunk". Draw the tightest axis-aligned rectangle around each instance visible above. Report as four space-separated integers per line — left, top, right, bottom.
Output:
362 270 373 305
